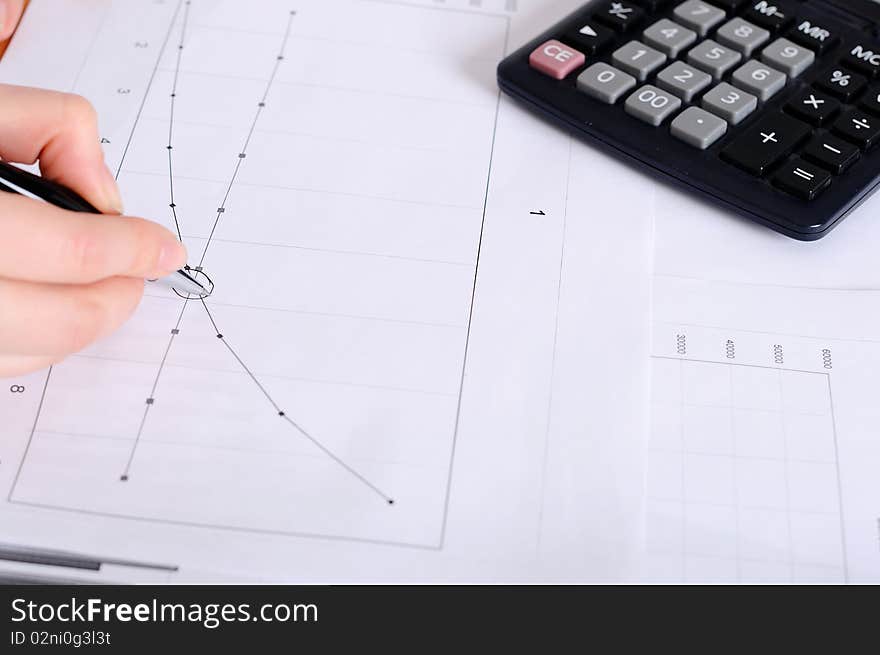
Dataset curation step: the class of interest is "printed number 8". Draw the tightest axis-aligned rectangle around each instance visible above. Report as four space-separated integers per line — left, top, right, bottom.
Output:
9 385 25 393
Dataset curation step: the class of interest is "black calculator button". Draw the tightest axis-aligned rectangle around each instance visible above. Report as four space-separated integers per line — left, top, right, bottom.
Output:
788 17 839 54
742 1 796 33
709 0 747 12
859 85 880 116
631 0 674 10
785 89 840 126
802 134 860 174
842 43 880 78
815 67 867 102
565 21 616 54
832 110 880 150
595 1 645 32
721 113 811 176
771 157 832 200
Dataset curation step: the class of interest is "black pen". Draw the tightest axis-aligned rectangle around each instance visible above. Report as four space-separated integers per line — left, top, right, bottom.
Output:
0 159 209 297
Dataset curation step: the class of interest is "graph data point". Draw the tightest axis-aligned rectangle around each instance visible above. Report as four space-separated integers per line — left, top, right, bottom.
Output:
146 398 155 405
238 153 246 158
217 208 225 213
216 334 224 339
387 499 395 505
170 93 176 97
171 328 180 335
169 202 176 208
120 475 128 482
258 102 266 107
278 411 285 417
167 145 173 150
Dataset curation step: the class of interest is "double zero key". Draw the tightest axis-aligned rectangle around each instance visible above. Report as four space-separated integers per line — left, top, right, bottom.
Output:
721 113 811 175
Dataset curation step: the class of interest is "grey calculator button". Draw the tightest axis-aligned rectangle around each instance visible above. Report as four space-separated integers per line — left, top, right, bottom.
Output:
673 0 726 37
687 40 743 79
731 59 786 101
643 19 698 58
701 82 757 124
671 107 728 149
715 18 770 56
656 61 712 102
761 38 815 78
577 63 637 104
625 85 683 126
612 41 667 81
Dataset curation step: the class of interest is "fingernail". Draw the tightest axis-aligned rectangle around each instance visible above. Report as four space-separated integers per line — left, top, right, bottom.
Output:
158 240 188 274
101 164 125 214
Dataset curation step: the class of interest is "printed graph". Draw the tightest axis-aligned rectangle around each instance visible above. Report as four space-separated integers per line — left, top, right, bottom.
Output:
8 0 510 548
646 354 846 583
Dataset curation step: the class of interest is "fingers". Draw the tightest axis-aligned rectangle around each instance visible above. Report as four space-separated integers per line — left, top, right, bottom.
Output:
0 84 122 213
0 354 63 379
0 276 145 357
0 193 186 284
0 0 25 41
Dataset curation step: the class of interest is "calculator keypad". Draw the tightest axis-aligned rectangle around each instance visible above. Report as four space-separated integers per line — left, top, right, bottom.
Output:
521 0 880 208
625 84 683 125
802 134 860 174
721 113 810 174
715 18 770 56
656 61 713 100
832 110 880 149
785 88 839 126
771 157 832 199
577 62 638 102
731 59 786 100
566 20 617 54
761 38 815 78
643 19 697 57
612 41 668 80
701 82 757 124
595 1 646 32
688 39 742 78
673 0 726 37
742 0 796 33
671 106 728 148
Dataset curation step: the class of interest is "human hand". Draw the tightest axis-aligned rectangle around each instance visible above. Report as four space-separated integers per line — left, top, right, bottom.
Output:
0 0 26 42
0 85 186 378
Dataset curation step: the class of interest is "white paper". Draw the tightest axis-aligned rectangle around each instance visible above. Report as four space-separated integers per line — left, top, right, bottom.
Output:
0 0 653 582
647 187 880 582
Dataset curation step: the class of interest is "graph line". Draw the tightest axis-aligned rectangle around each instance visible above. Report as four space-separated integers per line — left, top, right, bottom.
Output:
120 4 394 504
200 299 395 503
196 9 296 270
165 0 192 244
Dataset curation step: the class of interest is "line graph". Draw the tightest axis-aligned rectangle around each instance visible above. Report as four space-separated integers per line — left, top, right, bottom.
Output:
647 324 848 582
118 3 392 503
8 0 508 547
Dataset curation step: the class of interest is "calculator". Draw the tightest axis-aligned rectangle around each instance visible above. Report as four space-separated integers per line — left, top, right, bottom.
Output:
497 0 880 240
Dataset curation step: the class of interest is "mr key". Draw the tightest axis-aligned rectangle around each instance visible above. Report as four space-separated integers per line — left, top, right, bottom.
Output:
498 0 880 240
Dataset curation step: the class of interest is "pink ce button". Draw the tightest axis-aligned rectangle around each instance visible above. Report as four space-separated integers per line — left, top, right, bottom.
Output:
529 39 586 80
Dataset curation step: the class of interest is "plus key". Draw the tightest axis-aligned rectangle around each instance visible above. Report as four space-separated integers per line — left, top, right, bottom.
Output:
721 113 811 175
